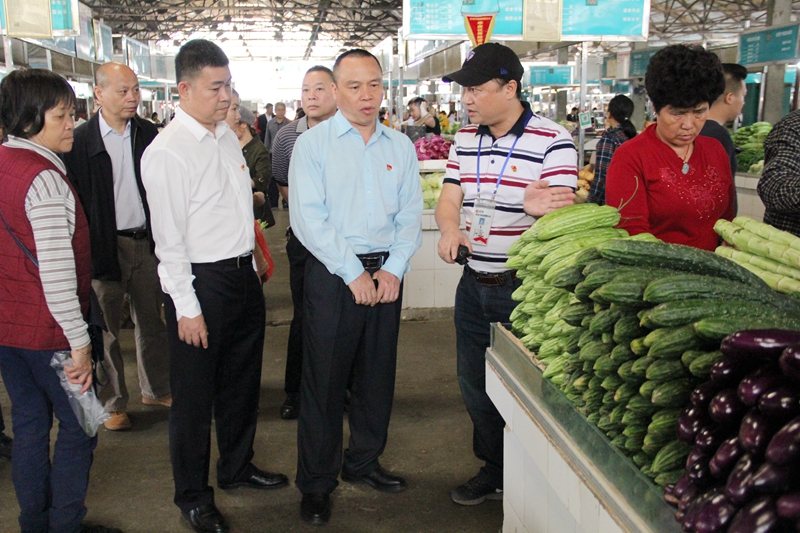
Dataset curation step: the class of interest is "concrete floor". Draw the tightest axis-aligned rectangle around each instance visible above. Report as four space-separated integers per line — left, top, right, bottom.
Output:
0 210 503 533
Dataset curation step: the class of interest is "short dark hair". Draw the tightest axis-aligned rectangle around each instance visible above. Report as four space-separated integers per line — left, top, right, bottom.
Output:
645 45 725 113
175 39 229 83
718 63 748 102
306 65 334 81
332 49 381 82
409 97 425 107
0 68 75 139
495 78 522 99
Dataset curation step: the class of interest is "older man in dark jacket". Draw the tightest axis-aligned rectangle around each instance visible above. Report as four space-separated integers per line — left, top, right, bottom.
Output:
63 62 171 431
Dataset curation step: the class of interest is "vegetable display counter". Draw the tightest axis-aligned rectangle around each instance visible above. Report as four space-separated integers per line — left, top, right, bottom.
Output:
486 323 682 533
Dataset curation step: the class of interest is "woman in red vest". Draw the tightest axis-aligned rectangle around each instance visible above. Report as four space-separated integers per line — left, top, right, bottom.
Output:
0 69 122 533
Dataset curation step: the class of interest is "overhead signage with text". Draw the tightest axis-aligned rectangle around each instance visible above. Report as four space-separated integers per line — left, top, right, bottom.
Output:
0 0 79 34
561 0 650 41
403 0 524 40
629 48 660 76
739 23 800 66
529 66 572 85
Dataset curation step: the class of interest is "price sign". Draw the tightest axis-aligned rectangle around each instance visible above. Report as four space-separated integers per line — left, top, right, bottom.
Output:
561 0 649 41
739 23 800 67
403 0 523 40
529 66 572 85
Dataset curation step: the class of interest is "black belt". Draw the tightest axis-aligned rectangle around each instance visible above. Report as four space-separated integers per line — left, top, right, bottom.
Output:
464 265 516 287
206 252 254 268
357 252 390 270
117 228 148 240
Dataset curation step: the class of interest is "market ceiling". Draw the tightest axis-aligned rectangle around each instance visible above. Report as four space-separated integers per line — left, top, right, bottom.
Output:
84 0 785 62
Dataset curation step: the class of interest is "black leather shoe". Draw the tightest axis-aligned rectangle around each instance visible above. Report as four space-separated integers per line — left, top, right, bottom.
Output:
301 493 331 525
341 466 407 493
281 393 299 420
181 504 229 533
0 433 12 462
218 466 288 490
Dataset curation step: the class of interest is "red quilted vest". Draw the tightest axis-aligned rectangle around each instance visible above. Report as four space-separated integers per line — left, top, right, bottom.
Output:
0 145 92 350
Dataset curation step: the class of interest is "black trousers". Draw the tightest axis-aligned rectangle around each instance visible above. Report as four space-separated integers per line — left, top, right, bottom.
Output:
284 231 309 394
296 255 402 494
163 258 266 512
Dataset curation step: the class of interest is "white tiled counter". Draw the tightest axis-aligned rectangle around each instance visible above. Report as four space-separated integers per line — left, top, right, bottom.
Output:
485 325 681 533
735 172 765 221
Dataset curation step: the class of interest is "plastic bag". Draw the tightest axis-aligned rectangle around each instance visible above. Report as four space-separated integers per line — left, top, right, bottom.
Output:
50 351 109 437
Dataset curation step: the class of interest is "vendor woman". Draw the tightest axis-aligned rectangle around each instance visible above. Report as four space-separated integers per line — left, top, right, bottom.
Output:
605 45 735 251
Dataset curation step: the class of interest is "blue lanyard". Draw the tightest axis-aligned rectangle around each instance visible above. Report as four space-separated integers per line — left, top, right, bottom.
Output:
476 134 521 201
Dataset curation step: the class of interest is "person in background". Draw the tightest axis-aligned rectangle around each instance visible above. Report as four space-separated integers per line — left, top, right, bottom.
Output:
700 63 747 185
588 94 637 205
224 90 272 221
605 45 733 251
566 106 579 122
264 102 289 209
409 97 441 135
142 40 288 533
289 49 422 525
435 42 577 506
758 108 800 237
0 404 11 461
63 62 171 432
271 65 338 421
295 107 305 120
0 68 123 533
438 110 450 131
256 103 273 143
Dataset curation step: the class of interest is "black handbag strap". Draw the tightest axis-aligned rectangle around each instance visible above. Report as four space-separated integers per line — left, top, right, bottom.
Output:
0 205 39 267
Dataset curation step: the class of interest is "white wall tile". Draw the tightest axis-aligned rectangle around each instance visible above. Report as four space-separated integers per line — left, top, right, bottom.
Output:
401 270 435 309
547 485 577 533
547 444 570 506
597 506 623 533
524 453 549 533
567 466 582 524
504 499 525 533
409 230 437 271
578 482 600 531
504 432 526 519
486 364 514 422
434 268 462 307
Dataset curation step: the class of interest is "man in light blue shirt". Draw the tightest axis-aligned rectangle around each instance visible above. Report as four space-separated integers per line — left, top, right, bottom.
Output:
289 49 422 525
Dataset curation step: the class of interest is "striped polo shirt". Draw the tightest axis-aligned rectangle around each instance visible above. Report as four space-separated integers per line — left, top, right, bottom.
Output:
444 102 578 273
271 115 308 188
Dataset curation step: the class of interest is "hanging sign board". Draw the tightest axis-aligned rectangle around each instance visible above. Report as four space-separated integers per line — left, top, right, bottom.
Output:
578 111 592 130
561 0 650 41
0 0 79 34
522 0 560 42
403 0 524 41
629 48 660 76
739 23 800 67
94 20 113 63
529 66 572 85
3 0 52 38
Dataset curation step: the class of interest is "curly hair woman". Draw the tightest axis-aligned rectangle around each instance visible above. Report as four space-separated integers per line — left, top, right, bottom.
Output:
588 94 636 205
605 45 735 251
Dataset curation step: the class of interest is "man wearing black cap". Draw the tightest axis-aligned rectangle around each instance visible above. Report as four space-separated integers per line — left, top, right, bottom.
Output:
435 43 577 505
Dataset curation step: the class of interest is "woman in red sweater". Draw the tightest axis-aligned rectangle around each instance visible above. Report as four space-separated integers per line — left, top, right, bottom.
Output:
605 45 736 251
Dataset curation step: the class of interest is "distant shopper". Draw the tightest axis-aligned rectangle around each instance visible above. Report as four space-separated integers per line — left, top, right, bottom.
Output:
0 68 123 533
566 106 579 122
271 66 337 421
264 101 289 150
239 106 275 222
142 40 288 533
256 102 273 143
435 42 576 507
758 109 800 237
605 45 734 251
439 110 450 131
409 97 441 135
290 49 422 525
588 94 636 205
700 63 748 181
63 62 171 432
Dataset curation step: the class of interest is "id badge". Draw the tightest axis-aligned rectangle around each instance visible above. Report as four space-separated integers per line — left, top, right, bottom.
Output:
469 198 496 246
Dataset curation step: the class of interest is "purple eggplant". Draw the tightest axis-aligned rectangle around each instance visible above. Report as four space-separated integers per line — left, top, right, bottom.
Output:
687 447 708 470
696 425 729 453
765 416 800 466
665 489 680 508
726 454 757 506
679 405 711 444
727 495 779 533
675 509 685 523
710 388 748 426
692 381 723 409
750 462 796 494
691 489 738 533
758 384 800 421
710 358 743 386
680 483 700 512
722 329 800 363
780 345 800 384
674 472 694 499
739 408 774 456
710 436 744 478
776 492 800 519
683 488 717 532
738 367 784 406
687 457 713 489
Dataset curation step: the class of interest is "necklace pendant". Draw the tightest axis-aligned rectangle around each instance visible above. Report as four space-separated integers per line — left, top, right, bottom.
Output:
681 162 690 175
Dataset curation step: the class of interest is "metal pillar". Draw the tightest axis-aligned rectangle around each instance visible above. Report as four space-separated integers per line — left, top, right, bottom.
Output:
763 0 793 124
578 42 588 166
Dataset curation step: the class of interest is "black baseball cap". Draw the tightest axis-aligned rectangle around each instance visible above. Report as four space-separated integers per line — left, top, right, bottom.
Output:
442 43 524 87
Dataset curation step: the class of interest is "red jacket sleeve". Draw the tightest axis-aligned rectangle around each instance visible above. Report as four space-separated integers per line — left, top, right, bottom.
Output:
605 144 650 236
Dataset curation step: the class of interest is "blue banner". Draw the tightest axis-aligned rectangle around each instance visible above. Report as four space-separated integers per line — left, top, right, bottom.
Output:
561 0 648 39
739 24 800 66
529 66 572 85
629 49 660 76
404 0 523 38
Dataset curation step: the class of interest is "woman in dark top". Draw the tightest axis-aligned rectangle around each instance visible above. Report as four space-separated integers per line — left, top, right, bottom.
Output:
409 97 441 135
588 95 637 205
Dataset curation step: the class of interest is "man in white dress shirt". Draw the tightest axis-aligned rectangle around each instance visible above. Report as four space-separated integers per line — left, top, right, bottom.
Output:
141 39 287 533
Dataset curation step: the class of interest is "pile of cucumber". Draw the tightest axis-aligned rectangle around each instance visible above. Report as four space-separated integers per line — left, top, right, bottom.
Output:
507 204 800 487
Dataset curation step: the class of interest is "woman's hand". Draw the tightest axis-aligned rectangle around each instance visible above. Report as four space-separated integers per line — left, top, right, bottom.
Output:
66 344 93 394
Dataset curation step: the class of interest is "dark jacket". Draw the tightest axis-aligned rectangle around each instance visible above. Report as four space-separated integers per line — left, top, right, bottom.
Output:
62 112 159 281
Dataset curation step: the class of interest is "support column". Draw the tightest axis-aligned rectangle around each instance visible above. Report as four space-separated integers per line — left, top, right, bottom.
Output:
762 0 792 124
